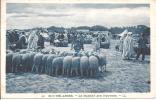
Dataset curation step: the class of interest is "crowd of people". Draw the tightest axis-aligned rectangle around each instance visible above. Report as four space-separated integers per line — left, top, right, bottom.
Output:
7 29 45 51
7 28 148 61
7 29 111 53
119 31 148 61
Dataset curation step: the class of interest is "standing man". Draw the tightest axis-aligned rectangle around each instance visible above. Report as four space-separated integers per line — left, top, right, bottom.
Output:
71 32 84 53
37 31 45 49
71 32 77 50
119 32 128 53
49 32 55 45
78 32 84 50
136 33 148 61
122 32 134 60
27 30 38 50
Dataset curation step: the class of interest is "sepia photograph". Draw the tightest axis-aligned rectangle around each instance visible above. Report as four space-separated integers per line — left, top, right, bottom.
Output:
1 0 156 99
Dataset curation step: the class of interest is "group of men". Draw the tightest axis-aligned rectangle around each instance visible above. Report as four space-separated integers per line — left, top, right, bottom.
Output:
119 31 148 61
7 30 45 51
7 30 27 50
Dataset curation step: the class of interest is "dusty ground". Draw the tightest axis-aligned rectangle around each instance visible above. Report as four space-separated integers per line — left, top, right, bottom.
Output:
6 40 150 93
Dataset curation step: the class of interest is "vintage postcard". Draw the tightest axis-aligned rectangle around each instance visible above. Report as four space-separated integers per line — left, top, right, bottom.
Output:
1 0 156 99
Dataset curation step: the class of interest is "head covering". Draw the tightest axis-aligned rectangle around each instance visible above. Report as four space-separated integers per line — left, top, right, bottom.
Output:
119 29 128 37
127 32 132 35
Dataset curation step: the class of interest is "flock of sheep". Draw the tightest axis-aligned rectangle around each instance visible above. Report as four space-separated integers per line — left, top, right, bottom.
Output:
6 50 106 77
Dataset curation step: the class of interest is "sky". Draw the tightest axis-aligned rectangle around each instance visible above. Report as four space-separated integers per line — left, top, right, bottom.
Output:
7 3 150 29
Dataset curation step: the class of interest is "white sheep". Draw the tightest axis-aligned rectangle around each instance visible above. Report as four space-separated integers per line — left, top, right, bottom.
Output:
21 53 30 72
62 56 72 76
80 56 89 77
52 57 64 76
45 54 56 75
6 53 13 73
41 54 49 73
89 56 99 77
31 53 43 73
71 57 80 76
12 53 22 73
97 54 107 72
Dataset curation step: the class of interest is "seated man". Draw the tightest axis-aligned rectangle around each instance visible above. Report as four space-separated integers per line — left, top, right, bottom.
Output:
15 32 27 49
58 33 64 41
57 33 65 46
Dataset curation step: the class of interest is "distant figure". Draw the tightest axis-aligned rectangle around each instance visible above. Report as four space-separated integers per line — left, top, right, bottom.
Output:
71 33 77 49
106 33 110 44
12 31 20 43
77 33 84 50
37 33 45 49
27 30 38 50
101 34 106 42
122 32 134 60
98 32 103 47
92 33 100 53
136 33 148 61
71 33 84 53
119 32 128 53
57 33 64 46
58 33 64 41
64 33 68 42
49 32 55 45
16 32 27 49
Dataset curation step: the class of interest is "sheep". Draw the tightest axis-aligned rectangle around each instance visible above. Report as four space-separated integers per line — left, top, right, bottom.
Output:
52 57 64 76
6 53 13 73
31 53 43 74
97 54 107 72
12 53 22 73
80 56 89 77
40 54 49 73
89 56 99 77
45 54 56 75
62 56 72 76
21 52 36 72
71 57 80 76
21 53 30 72
27 52 36 72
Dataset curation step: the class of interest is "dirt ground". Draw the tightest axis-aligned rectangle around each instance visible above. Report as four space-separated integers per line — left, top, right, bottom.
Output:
6 40 150 93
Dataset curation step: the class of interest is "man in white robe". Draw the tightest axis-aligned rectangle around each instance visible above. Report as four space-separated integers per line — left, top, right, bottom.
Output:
119 30 128 53
122 32 134 60
27 30 39 50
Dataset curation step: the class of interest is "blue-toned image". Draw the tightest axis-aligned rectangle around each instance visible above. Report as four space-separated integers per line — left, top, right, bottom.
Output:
6 3 150 93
